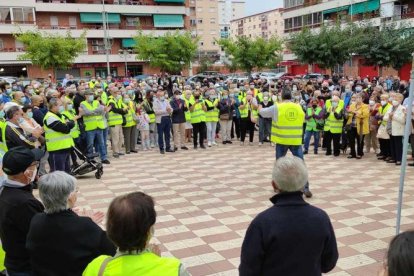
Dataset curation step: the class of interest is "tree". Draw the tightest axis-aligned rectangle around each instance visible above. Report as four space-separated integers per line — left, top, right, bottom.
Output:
353 23 414 74
218 36 282 76
289 23 356 72
13 30 86 79
134 31 198 75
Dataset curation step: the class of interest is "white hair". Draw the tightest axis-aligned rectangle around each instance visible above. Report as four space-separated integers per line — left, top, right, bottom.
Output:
272 156 308 192
39 171 76 214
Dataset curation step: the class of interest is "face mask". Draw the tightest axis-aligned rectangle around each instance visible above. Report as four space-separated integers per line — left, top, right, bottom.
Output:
389 97 394 102
124 99 131 104
88 95 94 102
312 104 317 108
223 95 228 100
68 92 74 98
20 98 26 105
116 95 122 100
355 87 362 92
292 86 297 92
392 100 399 106
27 111 33 118
250 86 254 89
295 96 300 100
67 104 73 111
272 95 277 102
6 89 11 95
381 100 387 106
369 100 375 106
58 106 65 113
332 102 338 107
234 93 239 97
263 96 269 101
18 117 25 124
0 110 4 119
229 94 234 98
210 95 216 100
128 90 134 95
160 96 165 101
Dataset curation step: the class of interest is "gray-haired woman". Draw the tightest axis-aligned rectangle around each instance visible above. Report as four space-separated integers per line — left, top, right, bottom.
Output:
26 171 116 276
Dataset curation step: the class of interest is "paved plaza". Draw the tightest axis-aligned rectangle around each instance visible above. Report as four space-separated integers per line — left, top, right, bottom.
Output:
71 141 414 276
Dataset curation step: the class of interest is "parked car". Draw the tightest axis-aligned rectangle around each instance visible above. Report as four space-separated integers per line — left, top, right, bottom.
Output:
134 74 152 81
302 73 330 80
0 76 18 85
259 72 278 79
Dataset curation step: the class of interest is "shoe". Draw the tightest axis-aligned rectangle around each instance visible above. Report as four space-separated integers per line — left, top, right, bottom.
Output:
347 155 355 159
334 153 340 157
200 145 206 149
325 152 332 156
387 159 396 163
314 151 318 155
356 156 362 159
118 152 125 156
385 157 392 161
160 150 165 154
126 151 130 154
304 190 313 198
181 146 189 150
396 161 402 166
259 142 263 146
174 146 178 151
249 142 253 146
240 142 244 146
150 144 155 148
377 155 385 160
303 150 308 154
194 146 198 150
409 163 414 167
212 142 218 146
113 153 119 158
131 150 138 153
208 142 212 147
143 148 148 151
222 141 227 145
376 153 382 157
166 149 175 153
102 159 110 164
227 141 232 144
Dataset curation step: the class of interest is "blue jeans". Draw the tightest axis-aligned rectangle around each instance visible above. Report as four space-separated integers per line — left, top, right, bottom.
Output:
86 129 107 161
275 144 310 192
304 130 320 152
157 116 172 150
206 121 217 143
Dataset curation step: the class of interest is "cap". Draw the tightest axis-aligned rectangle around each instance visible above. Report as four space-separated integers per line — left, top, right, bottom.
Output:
2 146 44 175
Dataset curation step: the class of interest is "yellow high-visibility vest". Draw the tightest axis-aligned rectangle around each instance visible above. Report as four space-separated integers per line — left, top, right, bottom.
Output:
43 112 74 152
271 102 305 146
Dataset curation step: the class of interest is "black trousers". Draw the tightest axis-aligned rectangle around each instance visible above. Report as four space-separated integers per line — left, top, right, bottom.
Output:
240 117 255 143
231 117 241 139
379 138 391 158
390 135 403 162
192 122 206 147
347 127 364 157
325 131 341 156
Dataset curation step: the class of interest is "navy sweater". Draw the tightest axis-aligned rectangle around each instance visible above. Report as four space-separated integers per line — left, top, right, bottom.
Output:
239 192 338 276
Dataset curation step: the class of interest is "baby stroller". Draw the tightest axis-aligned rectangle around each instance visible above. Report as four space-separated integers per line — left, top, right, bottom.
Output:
70 147 103 179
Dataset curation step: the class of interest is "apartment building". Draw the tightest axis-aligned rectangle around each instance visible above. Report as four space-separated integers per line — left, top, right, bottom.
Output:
282 0 414 79
218 0 244 39
0 0 189 78
229 8 284 40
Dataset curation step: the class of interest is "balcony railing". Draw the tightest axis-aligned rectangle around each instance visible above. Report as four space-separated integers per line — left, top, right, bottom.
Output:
0 20 36 25
35 0 183 6
0 47 25 52
37 23 160 30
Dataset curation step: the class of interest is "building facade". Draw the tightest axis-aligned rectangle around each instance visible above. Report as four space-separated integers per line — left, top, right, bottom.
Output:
229 8 284 40
0 0 189 79
282 0 414 79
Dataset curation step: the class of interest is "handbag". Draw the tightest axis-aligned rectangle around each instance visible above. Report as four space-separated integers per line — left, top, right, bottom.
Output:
220 113 230 120
377 124 390 139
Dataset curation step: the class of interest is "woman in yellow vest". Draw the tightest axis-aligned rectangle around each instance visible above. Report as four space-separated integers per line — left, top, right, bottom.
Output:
121 94 138 154
345 93 369 159
83 192 189 276
239 91 258 146
376 93 392 161
189 91 207 149
204 89 219 147
62 100 81 168
43 98 76 173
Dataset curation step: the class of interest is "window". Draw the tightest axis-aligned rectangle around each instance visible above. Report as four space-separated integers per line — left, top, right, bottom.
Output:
253 25 256 29
212 41 216 45
284 18 292 30
0 8 10 22
313 12 321 24
126 17 139 27
303 14 312 26
200 41 204 46
293 16 302 28
190 19 196 26
210 18 215 24
198 19 203 24
69 16 77 28
50 16 58 28
209 7 215 13
12 8 23 22
15 40 24 51
11 7 34 23
0 39 3 50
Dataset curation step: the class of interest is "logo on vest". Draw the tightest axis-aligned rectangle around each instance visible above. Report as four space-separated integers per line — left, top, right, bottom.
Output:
285 108 298 121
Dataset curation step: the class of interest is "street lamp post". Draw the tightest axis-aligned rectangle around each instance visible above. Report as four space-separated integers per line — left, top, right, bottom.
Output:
119 49 132 77
102 0 110 77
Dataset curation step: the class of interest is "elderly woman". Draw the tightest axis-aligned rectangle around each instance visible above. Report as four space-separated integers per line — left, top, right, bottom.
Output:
345 93 369 159
376 93 392 160
26 171 116 276
218 90 235 144
384 93 406 165
364 95 380 154
83 192 189 275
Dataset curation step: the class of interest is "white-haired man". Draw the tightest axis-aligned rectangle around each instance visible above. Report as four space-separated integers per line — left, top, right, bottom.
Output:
239 156 338 276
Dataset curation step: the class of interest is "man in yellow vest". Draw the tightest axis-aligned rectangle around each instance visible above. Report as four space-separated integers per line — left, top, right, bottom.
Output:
107 87 128 158
204 89 219 147
259 90 312 198
324 95 344 157
189 90 207 149
43 98 76 173
79 90 110 164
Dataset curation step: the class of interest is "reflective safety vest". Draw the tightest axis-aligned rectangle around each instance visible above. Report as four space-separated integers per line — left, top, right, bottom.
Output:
190 99 204 124
379 103 392 126
43 112 74 152
239 99 249 118
256 92 264 103
107 97 123 127
0 244 5 272
81 100 106 131
123 101 136 128
62 110 80 139
205 99 219 122
82 252 180 276
0 121 8 159
271 102 305 146
183 98 191 122
324 101 343 134
101 91 108 105
305 106 323 132
64 96 73 105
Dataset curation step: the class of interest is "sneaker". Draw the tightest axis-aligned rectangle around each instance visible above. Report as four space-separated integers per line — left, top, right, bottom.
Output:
166 149 175 153
143 148 148 151
150 144 155 148
208 142 212 147
160 150 165 154
227 141 232 144
259 142 263 146
212 141 218 146
194 146 198 150
102 159 110 164
303 150 308 154
174 146 178 151
200 145 206 149
131 150 138 153
113 153 119 158
181 146 189 150
222 141 227 145
118 152 125 156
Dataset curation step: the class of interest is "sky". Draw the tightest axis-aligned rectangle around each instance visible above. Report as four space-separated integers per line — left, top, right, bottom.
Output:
244 0 283 16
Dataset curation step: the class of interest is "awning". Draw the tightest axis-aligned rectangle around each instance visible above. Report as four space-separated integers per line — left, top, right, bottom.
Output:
154 0 185 3
323 5 350 15
80 13 121 24
349 0 380 16
153 14 184 28
122 38 136 48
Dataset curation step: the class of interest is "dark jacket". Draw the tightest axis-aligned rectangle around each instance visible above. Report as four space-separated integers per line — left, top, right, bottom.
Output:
239 192 338 276
170 98 187 124
32 107 46 127
218 98 235 116
0 182 44 273
5 122 37 150
26 209 116 276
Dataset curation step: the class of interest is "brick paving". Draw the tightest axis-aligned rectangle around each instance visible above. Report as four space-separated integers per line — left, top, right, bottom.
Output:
72 140 414 276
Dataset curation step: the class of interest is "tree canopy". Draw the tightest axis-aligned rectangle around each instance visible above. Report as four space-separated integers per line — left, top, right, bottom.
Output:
134 31 198 74
218 36 282 74
14 30 86 76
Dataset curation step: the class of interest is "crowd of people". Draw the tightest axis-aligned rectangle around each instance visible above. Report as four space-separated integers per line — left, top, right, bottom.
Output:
0 72 413 275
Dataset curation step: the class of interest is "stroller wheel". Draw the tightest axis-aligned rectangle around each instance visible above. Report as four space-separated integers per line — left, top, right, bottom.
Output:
95 168 103 179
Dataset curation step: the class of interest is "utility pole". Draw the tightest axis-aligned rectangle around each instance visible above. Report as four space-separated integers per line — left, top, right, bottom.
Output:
119 49 132 77
102 0 110 77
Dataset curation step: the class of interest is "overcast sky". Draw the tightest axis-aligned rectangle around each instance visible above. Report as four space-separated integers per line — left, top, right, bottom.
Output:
244 0 283 16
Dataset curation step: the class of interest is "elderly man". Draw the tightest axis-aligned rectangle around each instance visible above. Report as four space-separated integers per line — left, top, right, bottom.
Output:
106 87 127 158
239 156 338 276
0 147 45 276
153 88 174 154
